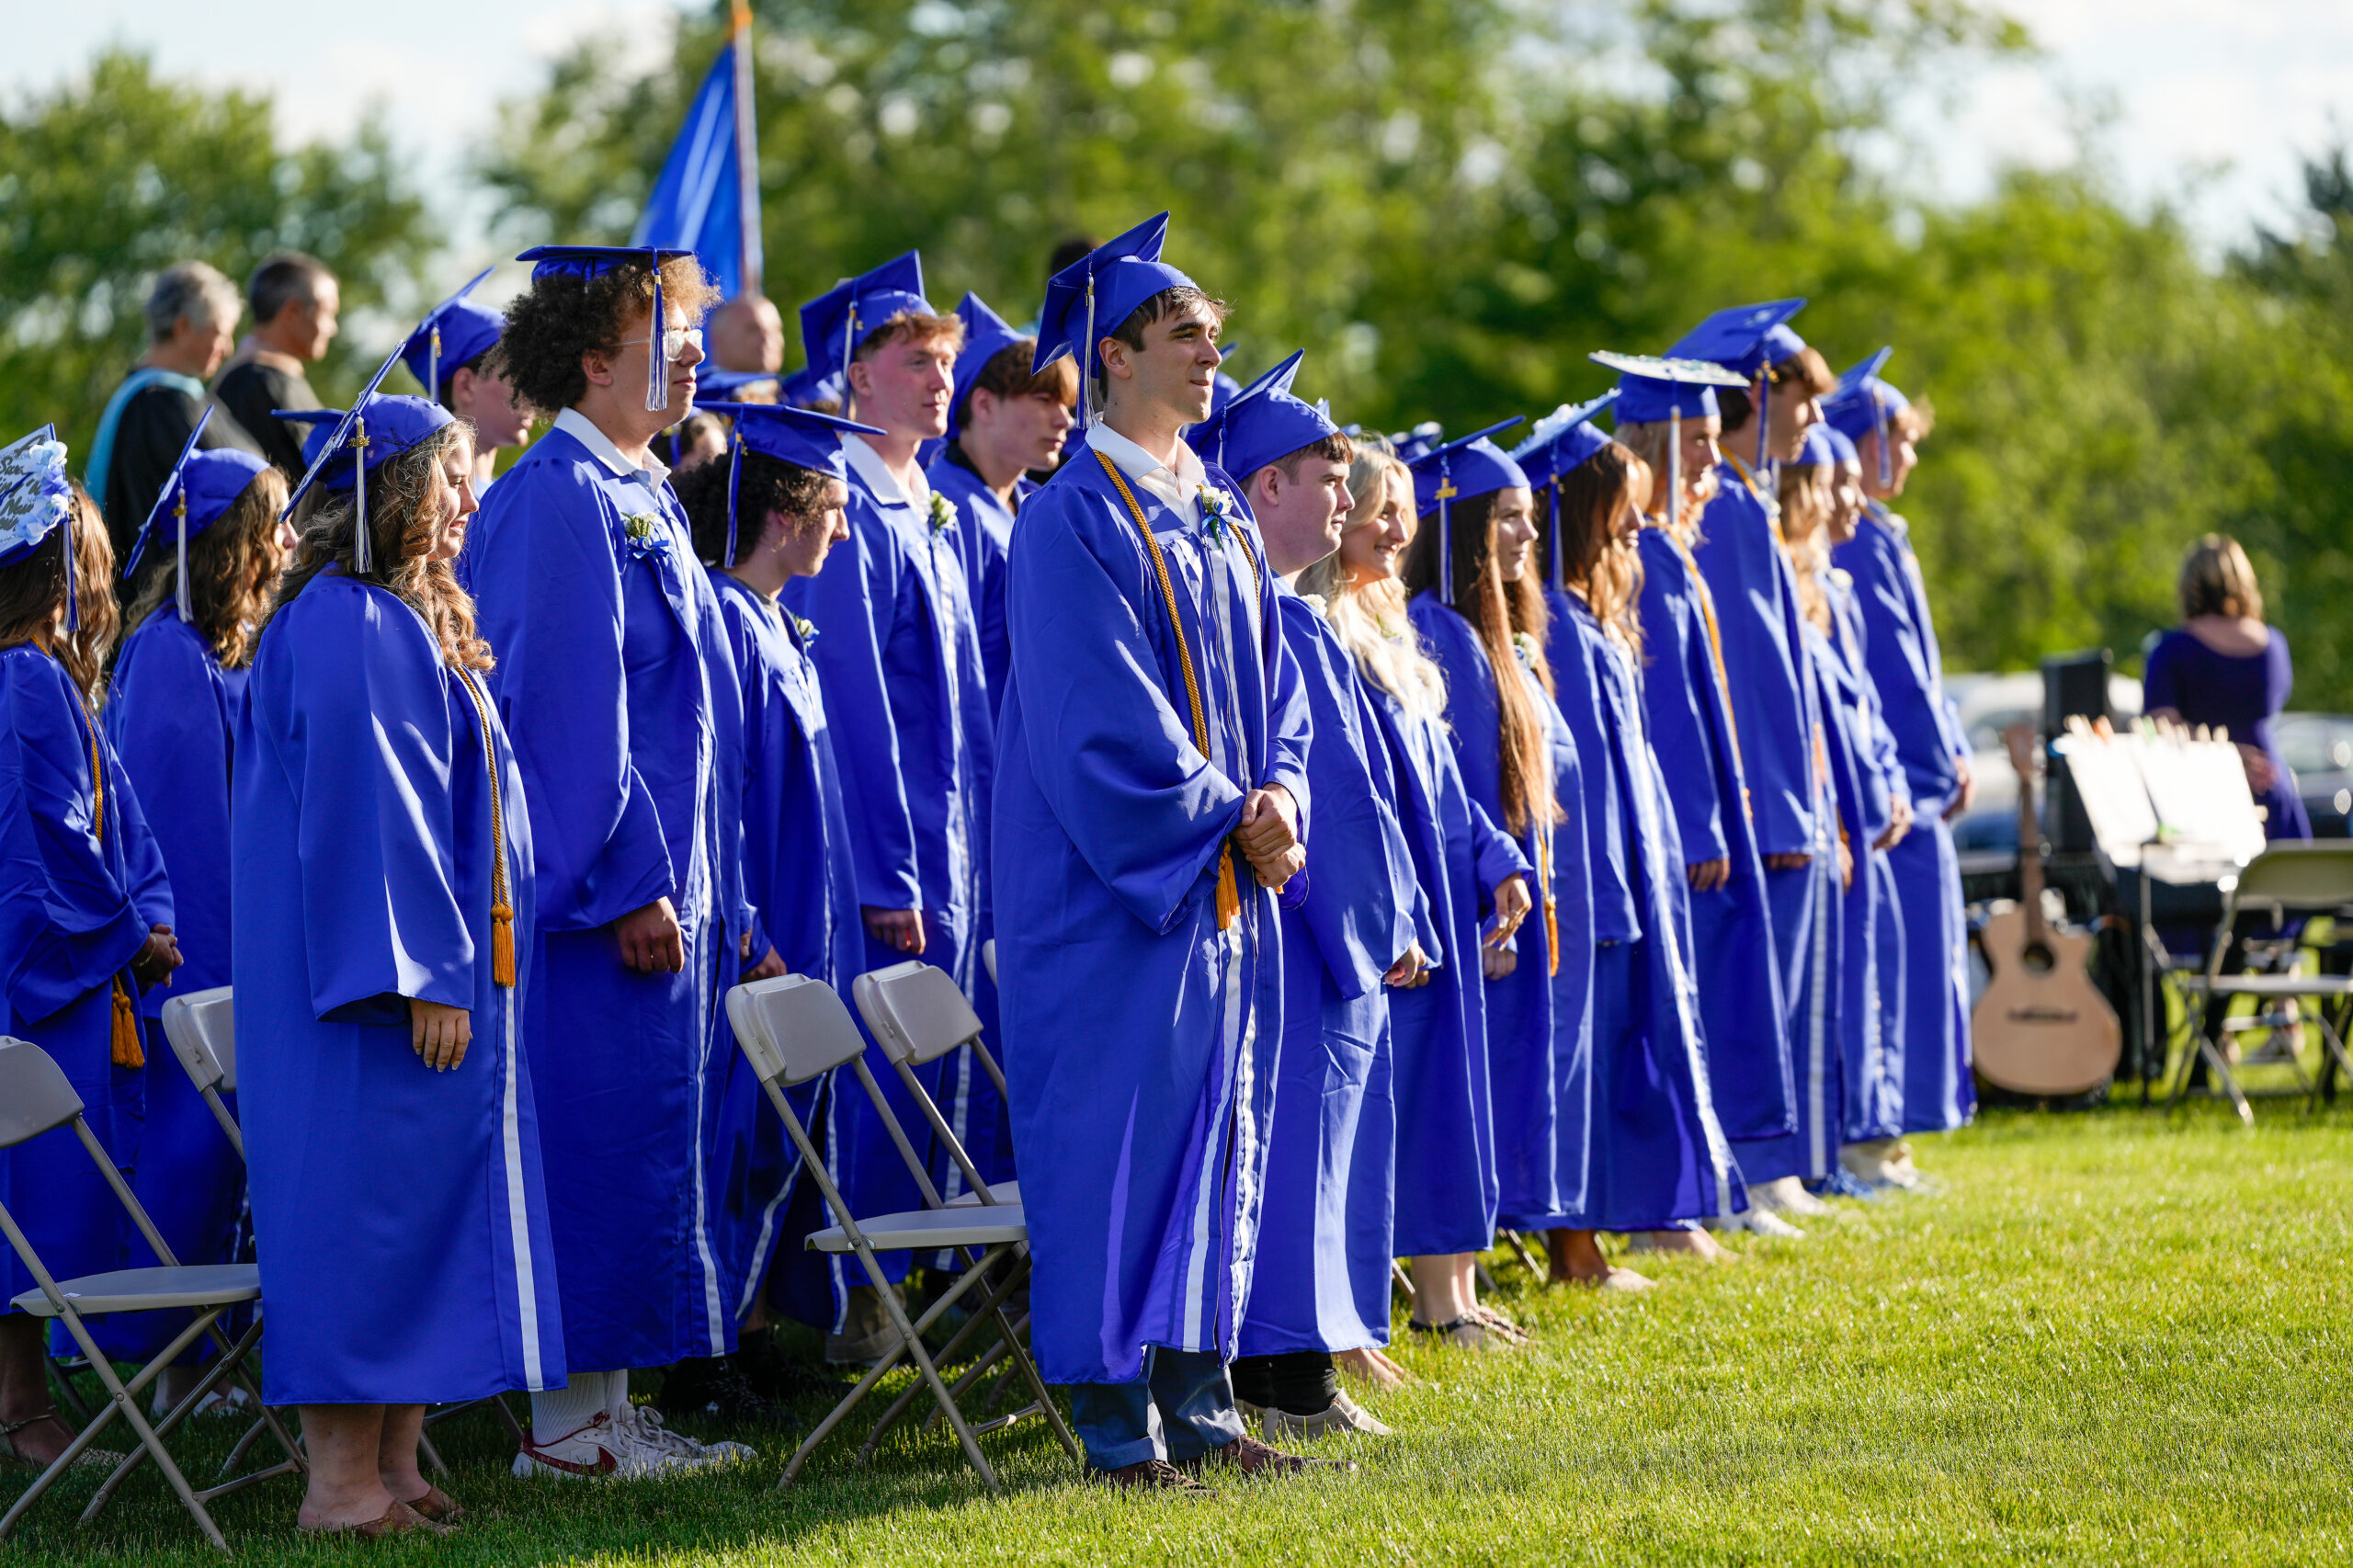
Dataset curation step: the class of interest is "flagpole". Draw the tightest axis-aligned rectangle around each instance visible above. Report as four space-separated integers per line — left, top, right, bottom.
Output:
731 0 763 299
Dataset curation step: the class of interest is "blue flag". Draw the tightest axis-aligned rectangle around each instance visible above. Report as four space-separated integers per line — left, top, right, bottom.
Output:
632 39 761 300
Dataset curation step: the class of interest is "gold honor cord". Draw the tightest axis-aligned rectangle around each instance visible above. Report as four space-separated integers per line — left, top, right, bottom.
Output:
59 668 143 1068
455 667 518 989
1537 822 1560 978
1096 450 1241 930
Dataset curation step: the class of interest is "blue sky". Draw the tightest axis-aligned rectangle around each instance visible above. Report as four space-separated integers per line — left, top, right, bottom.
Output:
11 0 2352 267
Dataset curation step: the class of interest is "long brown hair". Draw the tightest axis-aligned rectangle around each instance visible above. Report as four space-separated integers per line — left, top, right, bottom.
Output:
1538 444 1651 659
60 486 119 699
258 424 491 671
1400 486 1558 835
126 467 290 669
1776 460 1833 633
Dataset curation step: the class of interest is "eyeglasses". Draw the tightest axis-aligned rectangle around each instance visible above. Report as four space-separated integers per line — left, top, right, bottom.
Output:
618 327 705 362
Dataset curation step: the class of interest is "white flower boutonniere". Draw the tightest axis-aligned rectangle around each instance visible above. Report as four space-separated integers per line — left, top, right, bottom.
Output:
1512 630 1541 671
1197 484 1235 542
792 614 820 646
927 491 956 536
622 512 671 562
1301 592 1330 618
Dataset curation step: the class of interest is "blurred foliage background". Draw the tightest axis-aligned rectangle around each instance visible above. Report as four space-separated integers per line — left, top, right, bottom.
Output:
5 0 2349 701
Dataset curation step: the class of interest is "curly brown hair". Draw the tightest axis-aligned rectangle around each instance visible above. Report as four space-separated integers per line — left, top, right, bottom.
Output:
495 256 720 415
673 447 835 566
126 466 290 668
258 424 492 671
61 485 119 699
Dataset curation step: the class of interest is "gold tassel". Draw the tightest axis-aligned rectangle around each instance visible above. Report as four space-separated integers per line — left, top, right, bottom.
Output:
1545 896 1561 979
110 979 143 1069
492 903 517 989
1215 851 1240 931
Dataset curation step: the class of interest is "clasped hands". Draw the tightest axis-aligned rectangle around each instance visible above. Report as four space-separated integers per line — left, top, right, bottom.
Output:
1232 785 1302 892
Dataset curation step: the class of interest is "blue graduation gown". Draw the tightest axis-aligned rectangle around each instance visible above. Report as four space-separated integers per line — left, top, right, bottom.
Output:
1405 594 1591 1238
233 576 564 1404
924 452 1034 725
1824 571 1910 1143
0 647 165 1315
1631 528 1794 1142
1543 589 1742 1228
1361 656 1529 1260
708 574 866 1329
470 425 754 1370
1832 506 1973 1132
782 449 1006 1257
1239 587 1423 1357
994 448 1311 1385
96 614 250 1364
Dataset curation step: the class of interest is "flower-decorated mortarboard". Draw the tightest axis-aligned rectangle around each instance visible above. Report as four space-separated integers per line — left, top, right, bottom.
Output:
1405 416 1528 604
399 267 499 405
695 401 884 569
0 425 80 631
515 245 701 415
798 253 932 421
946 291 1024 440
1181 349 1338 487
1821 347 1907 487
1032 212 1199 426
1511 390 1621 592
125 404 272 620
1667 298 1809 469
278 342 456 575
1592 350 1749 534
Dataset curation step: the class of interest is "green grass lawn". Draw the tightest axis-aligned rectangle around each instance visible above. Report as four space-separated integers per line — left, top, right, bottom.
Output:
8 1099 2353 1565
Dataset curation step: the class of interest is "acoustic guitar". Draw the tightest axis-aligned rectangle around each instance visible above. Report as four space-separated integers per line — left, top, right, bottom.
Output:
1972 723 2121 1096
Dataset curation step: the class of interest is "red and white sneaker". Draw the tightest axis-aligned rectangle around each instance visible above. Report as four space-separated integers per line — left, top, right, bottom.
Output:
513 1411 676 1479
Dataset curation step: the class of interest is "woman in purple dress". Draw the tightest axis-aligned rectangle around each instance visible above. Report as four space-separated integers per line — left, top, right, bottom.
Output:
2142 534 2312 841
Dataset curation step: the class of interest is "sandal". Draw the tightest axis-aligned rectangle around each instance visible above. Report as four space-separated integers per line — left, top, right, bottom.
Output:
299 1497 452 1540
1404 1316 1493 1349
0 1409 123 1471
1468 1303 1531 1343
404 1484 466 1525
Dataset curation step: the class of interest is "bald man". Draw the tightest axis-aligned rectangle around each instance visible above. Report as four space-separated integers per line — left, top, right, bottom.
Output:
710 294 785 376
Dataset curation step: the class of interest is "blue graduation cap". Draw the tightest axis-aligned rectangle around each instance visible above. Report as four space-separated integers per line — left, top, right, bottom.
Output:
697 368 782 400
779 363 845 411
1822 347 1907 486
1183 350 1337 485
1206 340 1245 417
799 253 932 414
1405 417 1527 603
400 267 500 404
947 291 1024 440
1801 422 1856 470
126 406 274 619
1032 213 1199 425
1512 391 1621 592
694 401 884 568
278 342 456 574
1591 351 1747 532
0 425 81 631
1389 421 1444 464
516 245 700 414
1667 299 1809 468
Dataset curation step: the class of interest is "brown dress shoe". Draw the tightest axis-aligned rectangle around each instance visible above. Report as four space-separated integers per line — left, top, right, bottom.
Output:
1182 1433 1356 1478
1089 1458 1214 1495
299 1497 453 1539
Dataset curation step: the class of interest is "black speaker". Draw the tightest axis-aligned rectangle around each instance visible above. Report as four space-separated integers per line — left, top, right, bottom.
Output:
2041 650 2112 853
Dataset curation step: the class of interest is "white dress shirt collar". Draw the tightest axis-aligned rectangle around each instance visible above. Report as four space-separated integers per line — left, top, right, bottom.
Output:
843 431 930 511
1087 420 1210 523
555 406 672 486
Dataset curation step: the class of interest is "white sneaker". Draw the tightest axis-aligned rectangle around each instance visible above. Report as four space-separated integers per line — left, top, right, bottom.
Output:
617 1403 756 1470
1751 1175 1834 1218
1261 1389 1395 1440
511 1412 636 1479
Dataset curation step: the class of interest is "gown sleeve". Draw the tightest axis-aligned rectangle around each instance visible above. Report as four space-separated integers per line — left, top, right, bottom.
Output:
1634 548 1731 864
1839 522 1963 805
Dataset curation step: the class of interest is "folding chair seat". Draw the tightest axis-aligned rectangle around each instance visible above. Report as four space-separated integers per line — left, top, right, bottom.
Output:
2168 842 2353 1124
0 1038 303 1551
726 975 1076 1491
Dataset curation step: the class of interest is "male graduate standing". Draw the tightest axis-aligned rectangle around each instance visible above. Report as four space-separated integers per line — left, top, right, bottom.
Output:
1193 354 1426 1441
402 291 534 494
995 215 1328 1491
467 244 777 1478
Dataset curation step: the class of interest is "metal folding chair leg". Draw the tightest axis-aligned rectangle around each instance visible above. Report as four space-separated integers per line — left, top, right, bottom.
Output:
864 1256 1030 1456
1501 1230 1544 1279
80 1315 301 1526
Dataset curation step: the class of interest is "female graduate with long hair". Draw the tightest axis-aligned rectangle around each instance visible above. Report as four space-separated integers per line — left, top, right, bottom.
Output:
671 402 877 1415
234 394 565 1535
1301 443 1533 1347
1518 398 1748 1272
0 429 181 1472
1400 426 1584 1341
97 440 290 1400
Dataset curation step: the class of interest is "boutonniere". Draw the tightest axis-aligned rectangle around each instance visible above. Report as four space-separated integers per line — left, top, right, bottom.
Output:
926 492 956 536
792 614 820 646
1512 630 1541 670
622 512 671 561
1197 484 1235 541
1301 592 1330 618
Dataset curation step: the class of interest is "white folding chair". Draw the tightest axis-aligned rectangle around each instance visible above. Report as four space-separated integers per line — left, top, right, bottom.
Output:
2167 841 2353 1124
0 1038 303 1551
727 975 1074 1490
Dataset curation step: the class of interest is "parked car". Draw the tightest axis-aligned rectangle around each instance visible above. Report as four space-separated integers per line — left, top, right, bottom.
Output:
2275 711 2353 837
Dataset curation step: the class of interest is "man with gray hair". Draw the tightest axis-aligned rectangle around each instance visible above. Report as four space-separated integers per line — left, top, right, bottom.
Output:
216 251 340 476
88 259 260 576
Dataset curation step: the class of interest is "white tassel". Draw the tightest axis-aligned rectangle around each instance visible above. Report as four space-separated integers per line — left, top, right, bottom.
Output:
352 419 372 574
174 489 191 623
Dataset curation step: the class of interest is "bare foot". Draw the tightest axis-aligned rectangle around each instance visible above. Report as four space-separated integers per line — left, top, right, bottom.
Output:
1641 1227 1742 1263
1336 1346 1407 1391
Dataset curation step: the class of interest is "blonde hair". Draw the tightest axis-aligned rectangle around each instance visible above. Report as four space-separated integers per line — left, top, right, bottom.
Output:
2177 533 2264 622
1298 446 1448 722
1776 460 1834 632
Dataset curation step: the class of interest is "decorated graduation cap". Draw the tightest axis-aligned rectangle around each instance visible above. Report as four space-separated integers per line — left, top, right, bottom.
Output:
516 245 699 414
1511 391 1620 592
1183 349 1336 484
278 341 456 574
1821 347 1906 487
694 401 883 569
1390 421 1444 464
1592 350 1748 536
799 252 932 418
1032 212 1199 426
400 267 499 405
125 406 273 620
1405 417 1527 603
946 291 1024 440
1668 298 1809 468
0 426 81 631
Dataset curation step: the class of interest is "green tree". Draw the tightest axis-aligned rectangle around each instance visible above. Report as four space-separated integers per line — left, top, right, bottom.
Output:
0 49 435 483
